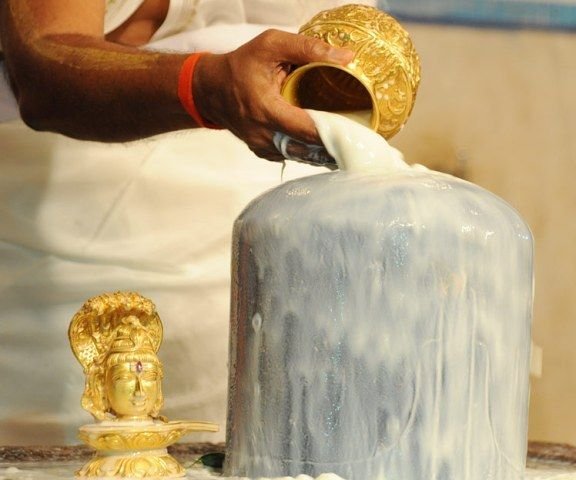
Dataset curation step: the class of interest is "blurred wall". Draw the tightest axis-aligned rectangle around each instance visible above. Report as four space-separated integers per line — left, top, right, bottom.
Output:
391 22 576 445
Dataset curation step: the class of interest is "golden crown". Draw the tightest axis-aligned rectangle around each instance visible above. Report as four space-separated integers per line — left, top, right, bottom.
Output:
69 292 163 373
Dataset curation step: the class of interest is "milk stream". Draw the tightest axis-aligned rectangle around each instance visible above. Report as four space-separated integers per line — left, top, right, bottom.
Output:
307 109 408 173
224 111 534 480
334 109 373 129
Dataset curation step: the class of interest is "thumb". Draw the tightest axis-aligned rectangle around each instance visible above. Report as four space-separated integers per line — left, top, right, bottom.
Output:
270 95 321 145
265 29 354 66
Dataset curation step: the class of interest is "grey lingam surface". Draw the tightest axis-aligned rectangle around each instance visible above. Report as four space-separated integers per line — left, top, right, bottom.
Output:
224 169 534 480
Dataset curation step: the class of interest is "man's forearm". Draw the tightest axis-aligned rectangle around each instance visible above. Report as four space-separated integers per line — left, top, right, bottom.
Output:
3 34 196 142
0 1 196 142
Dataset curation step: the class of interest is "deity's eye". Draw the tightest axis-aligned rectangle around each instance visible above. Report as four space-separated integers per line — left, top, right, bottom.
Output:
142 372 158 381
112 373 134 382
136 361 143 373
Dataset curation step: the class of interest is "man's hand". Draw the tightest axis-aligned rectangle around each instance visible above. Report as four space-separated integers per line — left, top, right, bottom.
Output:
194 30 354 161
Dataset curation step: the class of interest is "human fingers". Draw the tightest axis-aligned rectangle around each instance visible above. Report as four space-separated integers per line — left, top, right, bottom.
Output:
252 29 354 66
225 84 326 159
273 132 336 168
263 92 322 145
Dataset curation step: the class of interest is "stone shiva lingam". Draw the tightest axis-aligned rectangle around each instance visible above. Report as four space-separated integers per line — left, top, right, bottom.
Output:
224 5 534 480
69 291 218 478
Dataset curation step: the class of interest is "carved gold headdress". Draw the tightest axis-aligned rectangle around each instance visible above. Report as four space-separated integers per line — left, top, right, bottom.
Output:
107 315 158 356
69 292 164 420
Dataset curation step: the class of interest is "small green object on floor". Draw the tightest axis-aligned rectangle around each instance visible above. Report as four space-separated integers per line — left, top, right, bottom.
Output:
196 452 225 471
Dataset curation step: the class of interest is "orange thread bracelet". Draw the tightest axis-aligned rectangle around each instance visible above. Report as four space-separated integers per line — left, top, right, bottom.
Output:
178 53 221 129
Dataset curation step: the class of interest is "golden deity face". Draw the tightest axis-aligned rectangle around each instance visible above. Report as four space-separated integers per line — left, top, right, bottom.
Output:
105 360 161 420
69 294 166 422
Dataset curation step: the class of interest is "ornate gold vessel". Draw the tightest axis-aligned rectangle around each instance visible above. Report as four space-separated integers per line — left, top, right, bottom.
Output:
281 4 421 139
69 292 218 478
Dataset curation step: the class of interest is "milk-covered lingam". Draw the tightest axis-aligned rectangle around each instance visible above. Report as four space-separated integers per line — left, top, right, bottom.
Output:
224 114 534 480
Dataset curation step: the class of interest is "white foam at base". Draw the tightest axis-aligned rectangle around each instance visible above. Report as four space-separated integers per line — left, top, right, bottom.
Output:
221 474 345 480
1 465 573 480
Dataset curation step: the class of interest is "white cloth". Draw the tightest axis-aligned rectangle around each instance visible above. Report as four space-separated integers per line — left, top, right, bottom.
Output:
149 0 201 42
0 0 374 445
104 0 246 43
104 0 147 33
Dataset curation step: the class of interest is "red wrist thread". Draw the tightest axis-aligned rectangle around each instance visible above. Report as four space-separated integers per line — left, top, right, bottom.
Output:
178 53 221 129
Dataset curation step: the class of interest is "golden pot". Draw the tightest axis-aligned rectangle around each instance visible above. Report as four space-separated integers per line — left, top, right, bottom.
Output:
281 4 421 139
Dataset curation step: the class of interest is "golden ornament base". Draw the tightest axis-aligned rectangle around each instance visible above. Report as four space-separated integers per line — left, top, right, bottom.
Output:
77 449 185 478
76 421 218 478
